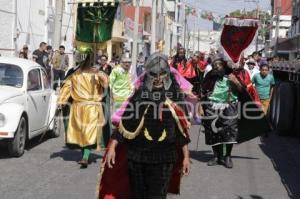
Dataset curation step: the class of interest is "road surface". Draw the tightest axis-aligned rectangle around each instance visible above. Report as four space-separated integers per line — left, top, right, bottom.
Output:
0 125 299 199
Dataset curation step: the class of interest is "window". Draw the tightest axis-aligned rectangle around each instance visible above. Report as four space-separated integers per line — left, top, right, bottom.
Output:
0 64 23 88
27 69 42 91
41 69 50 89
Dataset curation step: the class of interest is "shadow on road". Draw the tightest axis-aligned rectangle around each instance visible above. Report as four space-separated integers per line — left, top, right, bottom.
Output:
259 133 300 199
50 148 103 164
0 144 9 159
189 150 259 163
26 134 53 150
237 195 264 199
0 134 54 159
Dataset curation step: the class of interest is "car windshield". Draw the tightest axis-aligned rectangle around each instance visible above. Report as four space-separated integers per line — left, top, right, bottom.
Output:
0 63 23 88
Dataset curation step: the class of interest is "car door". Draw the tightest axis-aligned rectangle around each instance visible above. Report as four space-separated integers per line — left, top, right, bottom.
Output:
27 68 46 132
40 69 52 127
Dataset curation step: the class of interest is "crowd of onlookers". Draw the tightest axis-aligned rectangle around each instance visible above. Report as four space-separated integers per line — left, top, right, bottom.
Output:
16 42 125 91
168 48 276 115
17 42 69 90
15 41 277 115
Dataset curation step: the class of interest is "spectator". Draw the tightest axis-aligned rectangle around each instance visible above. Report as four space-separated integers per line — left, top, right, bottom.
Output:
170 47 187 70
32 42 48 69
252 64 275 114
98 55 112 75
46 45 54 62
19 52 26 59
20 44 29 59
109 55 133 113
272 55 280 63
245 58 260 79
52 45 69 90
204 57 213 78
252 51 261 69
45 45 53 78
136 53 145 77
197 52 207 72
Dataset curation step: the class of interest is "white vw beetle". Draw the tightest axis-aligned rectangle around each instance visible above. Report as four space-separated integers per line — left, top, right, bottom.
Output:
0 57 60 157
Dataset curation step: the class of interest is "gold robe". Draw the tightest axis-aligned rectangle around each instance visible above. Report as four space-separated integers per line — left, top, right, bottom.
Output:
57 69 108 149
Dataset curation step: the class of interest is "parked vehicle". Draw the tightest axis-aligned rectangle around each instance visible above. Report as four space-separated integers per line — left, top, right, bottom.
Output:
269 60 300 137
0 57 60 157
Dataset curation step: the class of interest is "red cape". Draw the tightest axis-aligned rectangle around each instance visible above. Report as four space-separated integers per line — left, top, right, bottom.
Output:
177 61 197 79
234 69 261 107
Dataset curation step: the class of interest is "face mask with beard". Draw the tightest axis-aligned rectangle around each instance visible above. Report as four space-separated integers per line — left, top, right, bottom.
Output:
211 59 226 79
177 54 185 62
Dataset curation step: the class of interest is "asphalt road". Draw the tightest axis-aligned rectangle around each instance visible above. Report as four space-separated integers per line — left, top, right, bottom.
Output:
0 125 299 199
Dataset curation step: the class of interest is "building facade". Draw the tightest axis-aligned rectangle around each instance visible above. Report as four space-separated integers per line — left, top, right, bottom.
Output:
0 0 74 57
270 0 294 58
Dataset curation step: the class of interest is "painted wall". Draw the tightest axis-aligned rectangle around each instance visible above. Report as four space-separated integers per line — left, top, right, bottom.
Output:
0 0 15 56
274 0 292 15
0 0 74 57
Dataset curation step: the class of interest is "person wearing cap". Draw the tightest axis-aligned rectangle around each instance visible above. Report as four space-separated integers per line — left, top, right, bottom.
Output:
202 57 242 169
109 55 133 112
201 56 270 169
245 57 260 79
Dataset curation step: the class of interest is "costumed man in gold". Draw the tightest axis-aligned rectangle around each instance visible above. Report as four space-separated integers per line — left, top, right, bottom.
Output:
57 50 109 168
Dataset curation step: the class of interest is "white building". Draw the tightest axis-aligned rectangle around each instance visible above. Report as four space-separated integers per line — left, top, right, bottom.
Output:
187 31 221 54
0 0 74 57
270 15 292 47
136 0 180 56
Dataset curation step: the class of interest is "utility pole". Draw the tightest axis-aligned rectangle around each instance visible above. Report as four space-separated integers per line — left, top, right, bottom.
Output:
151 0 157 53
172 0 179 51
132 0 140 70
274 7 281 56
183 14 187 49
53 0 63 49
13 0 18 55
255 1 260 51
198 29 200 51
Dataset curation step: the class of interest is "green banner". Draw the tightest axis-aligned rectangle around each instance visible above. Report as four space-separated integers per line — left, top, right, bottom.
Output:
76 3 119 43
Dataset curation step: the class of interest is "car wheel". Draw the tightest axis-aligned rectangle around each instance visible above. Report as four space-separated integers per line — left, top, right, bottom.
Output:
275 83 295 135
8 117 27 157
269 84 279 128
48 114 61 138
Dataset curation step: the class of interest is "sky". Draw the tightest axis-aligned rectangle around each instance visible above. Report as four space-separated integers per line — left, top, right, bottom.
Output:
185 0 272 31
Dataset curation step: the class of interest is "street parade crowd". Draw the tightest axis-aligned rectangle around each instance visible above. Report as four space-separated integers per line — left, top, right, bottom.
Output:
15 40 276 199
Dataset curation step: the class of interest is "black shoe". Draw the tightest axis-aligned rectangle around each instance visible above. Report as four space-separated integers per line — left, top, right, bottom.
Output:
207 157 220 166
207 157 218 166
78 159 88 169
224 156 233 169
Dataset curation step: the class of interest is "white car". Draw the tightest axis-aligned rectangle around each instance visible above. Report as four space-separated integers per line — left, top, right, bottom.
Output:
0 57 60 157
